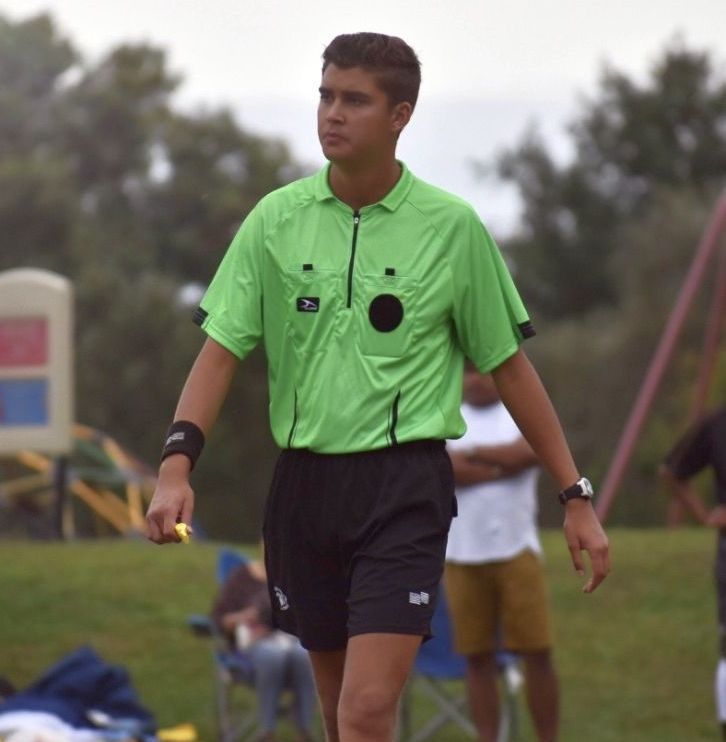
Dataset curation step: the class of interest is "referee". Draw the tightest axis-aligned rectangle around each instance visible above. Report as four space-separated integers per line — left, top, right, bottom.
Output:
146 32 610 742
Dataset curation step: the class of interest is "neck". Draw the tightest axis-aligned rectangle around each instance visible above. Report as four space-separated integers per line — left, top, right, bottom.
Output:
329 158 401 211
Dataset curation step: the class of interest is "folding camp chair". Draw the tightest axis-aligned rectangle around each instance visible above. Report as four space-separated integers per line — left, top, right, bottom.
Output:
400 583 521 742
187 549 259 742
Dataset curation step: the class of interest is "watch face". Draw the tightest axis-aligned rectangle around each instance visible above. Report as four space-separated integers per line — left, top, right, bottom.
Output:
579 478 594 497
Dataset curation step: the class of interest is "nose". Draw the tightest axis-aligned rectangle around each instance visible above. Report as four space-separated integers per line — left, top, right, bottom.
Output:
325 99 344 123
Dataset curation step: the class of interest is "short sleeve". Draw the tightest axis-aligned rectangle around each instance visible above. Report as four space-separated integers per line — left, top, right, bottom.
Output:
665 417 713 481
451 212 534 372
194 208 264 360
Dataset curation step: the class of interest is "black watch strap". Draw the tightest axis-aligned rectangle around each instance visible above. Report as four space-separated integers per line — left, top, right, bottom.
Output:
558 477 594 505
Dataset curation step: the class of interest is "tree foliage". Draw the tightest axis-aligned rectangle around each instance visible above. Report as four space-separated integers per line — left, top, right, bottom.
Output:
496 40 726 321
494 42 726 525
0 13 306 540
2 15 724 535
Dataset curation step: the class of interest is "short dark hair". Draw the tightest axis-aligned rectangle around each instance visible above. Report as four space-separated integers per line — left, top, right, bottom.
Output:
322 33 421 110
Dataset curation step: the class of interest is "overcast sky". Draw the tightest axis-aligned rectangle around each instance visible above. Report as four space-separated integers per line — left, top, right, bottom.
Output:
2 0 725 232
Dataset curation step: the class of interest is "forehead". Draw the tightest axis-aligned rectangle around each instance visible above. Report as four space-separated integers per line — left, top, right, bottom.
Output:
320 63 385 95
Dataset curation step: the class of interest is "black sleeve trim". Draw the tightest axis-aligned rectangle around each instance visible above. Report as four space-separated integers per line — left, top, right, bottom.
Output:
518 320 536 339
192 307 209 327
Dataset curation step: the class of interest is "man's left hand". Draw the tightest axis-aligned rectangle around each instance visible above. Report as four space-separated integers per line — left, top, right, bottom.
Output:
563 499 610 593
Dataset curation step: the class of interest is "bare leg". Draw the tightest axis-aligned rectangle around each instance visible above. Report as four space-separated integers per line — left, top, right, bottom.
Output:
522 650 559 742
465 653 499 742
338 633 421 742
308 649 346 742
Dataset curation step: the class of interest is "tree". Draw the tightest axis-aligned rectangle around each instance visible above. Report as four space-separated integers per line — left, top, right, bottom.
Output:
145 110 301 282
488 40 726 525
529 187 723 527
0 12 306 540
0 14 78 271
494 41 726 321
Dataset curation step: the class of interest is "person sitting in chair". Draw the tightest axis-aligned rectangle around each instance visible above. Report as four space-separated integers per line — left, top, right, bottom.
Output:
212 552 317 742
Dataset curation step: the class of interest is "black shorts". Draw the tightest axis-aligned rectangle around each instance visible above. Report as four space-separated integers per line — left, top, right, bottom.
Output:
262 440 456 651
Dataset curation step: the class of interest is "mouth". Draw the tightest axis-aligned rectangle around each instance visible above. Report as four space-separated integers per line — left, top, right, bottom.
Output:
322 132 345 144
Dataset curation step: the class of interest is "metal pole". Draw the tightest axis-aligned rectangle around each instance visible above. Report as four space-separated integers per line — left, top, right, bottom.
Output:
595 192 726 522
52 455 68 540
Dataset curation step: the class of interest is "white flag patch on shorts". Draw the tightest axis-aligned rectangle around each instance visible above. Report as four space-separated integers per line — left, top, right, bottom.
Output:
408 591 429 606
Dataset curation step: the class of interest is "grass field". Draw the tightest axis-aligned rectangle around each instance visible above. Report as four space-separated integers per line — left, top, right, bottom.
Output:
0 528 720 741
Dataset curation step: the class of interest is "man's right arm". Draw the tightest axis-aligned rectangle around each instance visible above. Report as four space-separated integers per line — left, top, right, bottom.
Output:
146 337 239 543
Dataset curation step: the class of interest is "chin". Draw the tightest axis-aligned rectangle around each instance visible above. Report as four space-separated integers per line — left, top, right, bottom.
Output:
322 151 355 168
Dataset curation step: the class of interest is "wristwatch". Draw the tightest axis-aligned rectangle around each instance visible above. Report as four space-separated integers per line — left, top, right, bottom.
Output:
558 477 594 505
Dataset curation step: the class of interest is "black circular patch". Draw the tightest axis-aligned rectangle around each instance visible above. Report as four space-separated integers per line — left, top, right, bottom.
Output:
368 293 404 333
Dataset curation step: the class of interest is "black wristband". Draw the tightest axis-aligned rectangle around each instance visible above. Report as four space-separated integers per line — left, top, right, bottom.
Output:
161 420 205 470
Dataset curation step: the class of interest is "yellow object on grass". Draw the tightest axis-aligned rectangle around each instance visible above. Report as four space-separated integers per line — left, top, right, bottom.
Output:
157 722 198 741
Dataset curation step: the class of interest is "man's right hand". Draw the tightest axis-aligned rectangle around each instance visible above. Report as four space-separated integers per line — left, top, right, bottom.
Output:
146 454 195 544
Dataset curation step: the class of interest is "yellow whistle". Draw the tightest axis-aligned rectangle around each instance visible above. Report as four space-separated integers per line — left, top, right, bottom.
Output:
175 522 191 544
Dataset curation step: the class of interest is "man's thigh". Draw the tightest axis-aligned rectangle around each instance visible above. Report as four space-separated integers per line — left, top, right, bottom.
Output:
499 549 553 652
444 562 498 655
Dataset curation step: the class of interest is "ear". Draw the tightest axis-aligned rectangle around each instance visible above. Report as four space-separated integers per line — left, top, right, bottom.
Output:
391 101 413 134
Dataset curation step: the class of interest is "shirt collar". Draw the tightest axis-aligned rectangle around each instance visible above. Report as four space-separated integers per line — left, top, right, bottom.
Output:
313 161 414 212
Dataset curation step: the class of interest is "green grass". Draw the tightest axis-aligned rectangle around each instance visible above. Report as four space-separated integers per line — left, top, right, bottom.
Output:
0 529 719 741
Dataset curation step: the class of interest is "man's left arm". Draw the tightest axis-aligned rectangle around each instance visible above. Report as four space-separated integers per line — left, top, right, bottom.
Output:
491 348 610 593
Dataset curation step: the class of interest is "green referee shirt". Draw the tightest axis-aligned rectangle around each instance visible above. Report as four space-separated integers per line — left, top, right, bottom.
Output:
195 162 534 453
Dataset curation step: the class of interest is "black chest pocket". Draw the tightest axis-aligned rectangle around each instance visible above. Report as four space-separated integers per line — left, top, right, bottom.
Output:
356 273 418 358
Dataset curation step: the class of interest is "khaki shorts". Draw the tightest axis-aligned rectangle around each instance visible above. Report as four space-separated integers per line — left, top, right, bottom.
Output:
444 549 553 655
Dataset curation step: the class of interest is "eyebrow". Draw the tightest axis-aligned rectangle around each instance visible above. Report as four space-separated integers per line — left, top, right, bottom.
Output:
319 86 372 100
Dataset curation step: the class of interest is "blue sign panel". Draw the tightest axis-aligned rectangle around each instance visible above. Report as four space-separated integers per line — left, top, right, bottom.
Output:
0 379 49 425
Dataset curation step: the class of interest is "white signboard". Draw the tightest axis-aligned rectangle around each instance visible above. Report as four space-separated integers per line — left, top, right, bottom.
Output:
0 269 74 454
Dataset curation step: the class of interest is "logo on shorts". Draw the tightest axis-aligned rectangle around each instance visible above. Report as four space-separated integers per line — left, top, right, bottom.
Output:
274 586 290 611
408 591 429 606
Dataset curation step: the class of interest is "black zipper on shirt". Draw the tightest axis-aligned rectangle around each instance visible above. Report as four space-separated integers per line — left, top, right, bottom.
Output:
287 389 299 448
346 211 361 308
388 390 401 446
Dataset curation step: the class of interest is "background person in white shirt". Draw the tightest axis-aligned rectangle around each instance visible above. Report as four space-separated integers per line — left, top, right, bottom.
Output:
445 363 559 742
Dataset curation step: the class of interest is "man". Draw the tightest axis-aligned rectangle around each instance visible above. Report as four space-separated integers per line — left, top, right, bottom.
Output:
145 32 609 742
661 406 726 739
446 366 558 742
211 551 316 742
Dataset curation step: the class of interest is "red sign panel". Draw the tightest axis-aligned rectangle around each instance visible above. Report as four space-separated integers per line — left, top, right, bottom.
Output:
0 317 48 367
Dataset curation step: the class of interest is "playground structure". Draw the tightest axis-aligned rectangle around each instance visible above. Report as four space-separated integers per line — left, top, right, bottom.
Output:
597 190 726 522
0 423 155 538
0 268 157 538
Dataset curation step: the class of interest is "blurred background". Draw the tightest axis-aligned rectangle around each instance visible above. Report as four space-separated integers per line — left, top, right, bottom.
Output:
0 0 724 539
